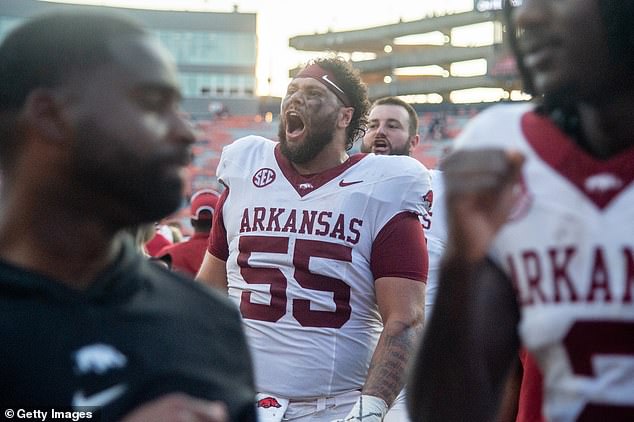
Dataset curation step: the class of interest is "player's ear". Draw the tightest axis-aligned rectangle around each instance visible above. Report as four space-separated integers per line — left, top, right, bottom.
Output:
20 88 70 144
338 106 354 128
410 134 420 151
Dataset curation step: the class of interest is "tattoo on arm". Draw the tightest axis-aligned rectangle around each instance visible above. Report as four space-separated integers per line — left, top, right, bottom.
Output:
364 320 423 404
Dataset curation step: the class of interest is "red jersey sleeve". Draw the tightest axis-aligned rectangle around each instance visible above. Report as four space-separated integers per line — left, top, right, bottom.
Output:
207 187 230 261
370 211 428 282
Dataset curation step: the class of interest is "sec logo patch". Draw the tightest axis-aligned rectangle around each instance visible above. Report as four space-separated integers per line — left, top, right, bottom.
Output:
253 168 276 188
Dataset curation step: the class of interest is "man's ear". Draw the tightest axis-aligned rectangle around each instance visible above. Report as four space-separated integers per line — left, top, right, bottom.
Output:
410 134 420 152
20 88 70 144
338 106 354 128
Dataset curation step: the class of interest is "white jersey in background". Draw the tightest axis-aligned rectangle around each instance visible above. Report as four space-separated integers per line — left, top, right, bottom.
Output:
210 136 432 399
455 103 634 421
424 168 447 319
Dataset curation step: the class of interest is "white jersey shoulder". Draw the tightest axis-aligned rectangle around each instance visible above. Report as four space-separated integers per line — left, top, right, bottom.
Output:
354 153 432 216
453 103 534 151
216 135 274 182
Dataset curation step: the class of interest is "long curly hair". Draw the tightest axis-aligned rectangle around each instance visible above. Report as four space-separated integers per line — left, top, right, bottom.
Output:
309 56 370 151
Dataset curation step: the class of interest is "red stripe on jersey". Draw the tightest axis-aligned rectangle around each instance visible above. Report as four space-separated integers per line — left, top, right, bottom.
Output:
522 111 634 209
371 211 428 282
207 187 230 261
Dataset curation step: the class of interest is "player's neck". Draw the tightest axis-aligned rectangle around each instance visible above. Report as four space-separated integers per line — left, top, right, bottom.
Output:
0 190 121 290
291 140 349 176
577 94 634 158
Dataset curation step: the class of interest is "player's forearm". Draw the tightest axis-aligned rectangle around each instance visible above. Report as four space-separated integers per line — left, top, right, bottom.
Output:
363 318 423 406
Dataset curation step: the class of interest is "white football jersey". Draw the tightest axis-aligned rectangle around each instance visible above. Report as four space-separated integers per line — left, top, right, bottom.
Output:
215 136 431 399
455 103 634 421
424 169 448 318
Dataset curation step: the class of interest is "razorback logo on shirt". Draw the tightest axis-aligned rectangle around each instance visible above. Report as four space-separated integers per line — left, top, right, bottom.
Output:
584 173 623 193
73 343 127 375
257 396 282 408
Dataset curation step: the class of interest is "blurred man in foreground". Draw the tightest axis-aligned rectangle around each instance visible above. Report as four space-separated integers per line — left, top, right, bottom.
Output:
408 0 634 420
0 12 255 421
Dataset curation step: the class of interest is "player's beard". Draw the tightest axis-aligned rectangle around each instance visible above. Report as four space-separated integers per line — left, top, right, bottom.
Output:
388 142 411 156
69 116 184 227
278 111 338 165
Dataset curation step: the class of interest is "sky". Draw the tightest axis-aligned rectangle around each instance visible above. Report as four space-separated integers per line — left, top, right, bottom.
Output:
45 0 476 97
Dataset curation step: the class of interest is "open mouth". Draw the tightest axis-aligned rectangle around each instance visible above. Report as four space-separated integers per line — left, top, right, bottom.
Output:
285 111 306 138
372 138 389 153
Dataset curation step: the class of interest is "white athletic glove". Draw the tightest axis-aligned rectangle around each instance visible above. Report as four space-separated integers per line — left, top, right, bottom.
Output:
332 395 388 422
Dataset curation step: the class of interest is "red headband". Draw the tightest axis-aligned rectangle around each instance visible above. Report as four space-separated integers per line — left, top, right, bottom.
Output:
295 64 352 107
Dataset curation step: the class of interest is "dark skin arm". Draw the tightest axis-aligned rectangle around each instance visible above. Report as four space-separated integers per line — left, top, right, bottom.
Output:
406 149 525 422
496 355 523 422
407 258 520 422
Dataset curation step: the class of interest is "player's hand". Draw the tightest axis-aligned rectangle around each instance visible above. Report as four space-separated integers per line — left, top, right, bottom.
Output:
331 395 388 422
441 148 525 262
120 393 228 422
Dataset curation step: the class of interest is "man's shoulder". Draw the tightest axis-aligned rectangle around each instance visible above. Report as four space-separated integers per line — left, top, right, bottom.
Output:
0 260 45 296
454 102 534 150
472 102 534 125
223 135 275 156
358 155 432 196
359 153 430 177
219 136 277 178
144 264 240 317
342 155 432 216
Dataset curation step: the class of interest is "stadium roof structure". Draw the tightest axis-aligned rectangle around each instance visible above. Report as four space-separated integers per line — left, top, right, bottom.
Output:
0 0 259 117
290 10 493 53
289 9 523 103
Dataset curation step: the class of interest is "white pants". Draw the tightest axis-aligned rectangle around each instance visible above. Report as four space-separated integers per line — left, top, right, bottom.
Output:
279 390 410 421
384 390 410 422
282 390 359 421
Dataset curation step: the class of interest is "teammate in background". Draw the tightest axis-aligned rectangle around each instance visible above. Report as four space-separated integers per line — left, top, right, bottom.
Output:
361 96 420 157
0 12 255 421
197 57 432 421
361 97 445 422
408 0 634 421
361 96 447 320
158 189 220 276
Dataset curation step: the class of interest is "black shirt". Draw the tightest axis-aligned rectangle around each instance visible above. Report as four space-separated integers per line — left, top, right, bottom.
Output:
0 239 256 421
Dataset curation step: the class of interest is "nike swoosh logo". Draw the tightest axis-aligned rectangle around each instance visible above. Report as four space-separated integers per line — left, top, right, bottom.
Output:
321 74 345 94
72 383 127 409
339 180 363 187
